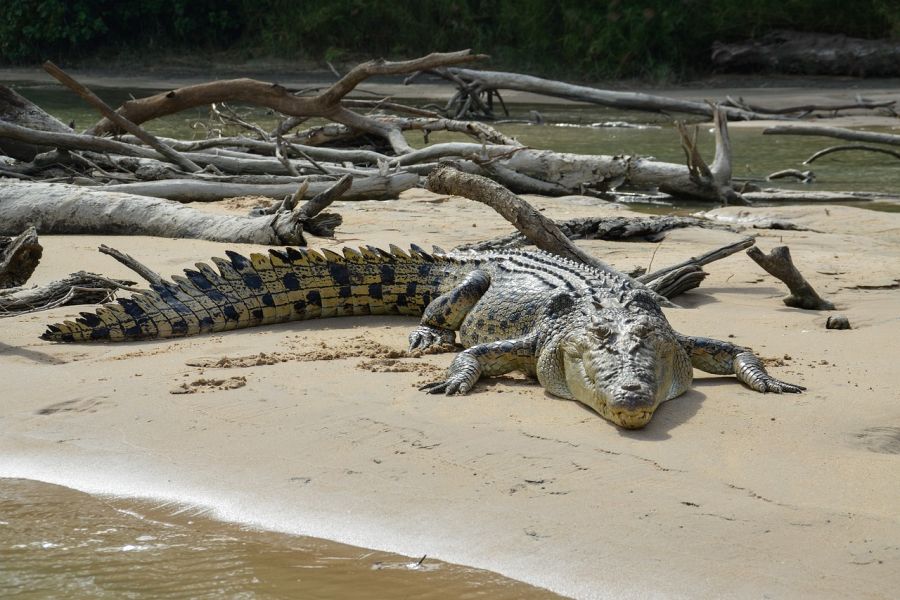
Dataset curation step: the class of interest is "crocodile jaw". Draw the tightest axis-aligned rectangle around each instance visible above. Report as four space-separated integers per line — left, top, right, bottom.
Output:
561 331 680 429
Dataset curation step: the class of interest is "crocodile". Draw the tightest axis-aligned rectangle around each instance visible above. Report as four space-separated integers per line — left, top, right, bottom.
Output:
41 245 804 429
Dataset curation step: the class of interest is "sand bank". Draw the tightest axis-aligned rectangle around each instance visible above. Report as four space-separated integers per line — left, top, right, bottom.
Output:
1 192 899 599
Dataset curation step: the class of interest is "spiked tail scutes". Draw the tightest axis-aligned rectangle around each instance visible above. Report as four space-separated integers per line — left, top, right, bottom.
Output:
42 246 457 343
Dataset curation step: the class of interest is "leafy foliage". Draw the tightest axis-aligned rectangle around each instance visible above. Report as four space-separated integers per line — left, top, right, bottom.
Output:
2 0 899 78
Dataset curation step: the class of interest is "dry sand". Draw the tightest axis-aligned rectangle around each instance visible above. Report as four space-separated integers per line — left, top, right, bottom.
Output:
1 189 899 599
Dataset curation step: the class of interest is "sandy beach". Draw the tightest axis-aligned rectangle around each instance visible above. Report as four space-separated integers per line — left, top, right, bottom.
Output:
2 184 899 598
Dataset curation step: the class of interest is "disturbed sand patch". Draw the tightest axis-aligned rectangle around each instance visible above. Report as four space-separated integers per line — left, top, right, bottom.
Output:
170 376 247 394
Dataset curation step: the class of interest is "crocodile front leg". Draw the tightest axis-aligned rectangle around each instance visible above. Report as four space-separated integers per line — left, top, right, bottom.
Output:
420 336 537 395
408 269 490 353
677 334 805 393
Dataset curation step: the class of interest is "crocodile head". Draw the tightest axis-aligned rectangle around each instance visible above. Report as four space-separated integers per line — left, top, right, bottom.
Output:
559 302 689 429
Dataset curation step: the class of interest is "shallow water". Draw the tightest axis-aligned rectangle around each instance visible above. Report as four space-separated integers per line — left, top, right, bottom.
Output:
0 479 560 599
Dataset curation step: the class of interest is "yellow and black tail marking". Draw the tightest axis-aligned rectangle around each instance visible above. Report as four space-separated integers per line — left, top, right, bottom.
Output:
42 245 466 342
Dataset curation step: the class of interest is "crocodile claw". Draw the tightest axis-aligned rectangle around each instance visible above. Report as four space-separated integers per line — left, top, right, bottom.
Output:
408 325 456 354
420 352 481 395
419 378 473 395
734 352 806 394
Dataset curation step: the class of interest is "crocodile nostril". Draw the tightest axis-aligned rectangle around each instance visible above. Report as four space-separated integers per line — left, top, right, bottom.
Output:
621 383 642 391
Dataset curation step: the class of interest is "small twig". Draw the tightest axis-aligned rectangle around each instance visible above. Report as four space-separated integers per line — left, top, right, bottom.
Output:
285 142 332 175
275 134 300 177
639 237 756 285
98 244 164 286
766 169 815 182
211 102 271 141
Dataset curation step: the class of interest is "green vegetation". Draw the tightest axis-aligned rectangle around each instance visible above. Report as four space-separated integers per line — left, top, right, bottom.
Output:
3 0 900 79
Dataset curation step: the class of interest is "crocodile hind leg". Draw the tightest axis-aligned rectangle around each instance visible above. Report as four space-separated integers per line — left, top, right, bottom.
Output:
408 269 490 353
421 336 537 395
677 334 805 393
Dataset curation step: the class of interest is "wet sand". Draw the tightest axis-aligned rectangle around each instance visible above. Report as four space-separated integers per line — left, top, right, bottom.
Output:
2 189 899 598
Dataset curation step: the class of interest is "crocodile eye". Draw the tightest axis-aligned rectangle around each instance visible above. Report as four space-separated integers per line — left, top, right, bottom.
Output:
590 316 612 338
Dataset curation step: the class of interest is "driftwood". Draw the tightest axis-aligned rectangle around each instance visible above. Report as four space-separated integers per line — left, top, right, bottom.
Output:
99 172 416 202
804 145 900 164
0 226 42 288
0 272 136 317
434 67 790 121
640 237 756 285
722 95 895 118
426 166 756 300
746 245 835 310
43 61 202 173
87 51 484 155
0 181 327 245
712 31 900 77
458 215 733 251
426 165 619 276
764 124 900 147
98 245 163 287
0 85 72 161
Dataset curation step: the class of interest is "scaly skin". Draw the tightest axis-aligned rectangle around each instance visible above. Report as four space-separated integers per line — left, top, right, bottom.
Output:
42 245 804 428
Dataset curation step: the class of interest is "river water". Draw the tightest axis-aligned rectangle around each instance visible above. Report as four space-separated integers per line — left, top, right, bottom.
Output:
3 82 898 598
0 479 560 599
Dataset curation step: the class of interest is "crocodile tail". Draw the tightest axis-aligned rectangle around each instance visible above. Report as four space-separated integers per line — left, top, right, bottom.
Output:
42 245 457 342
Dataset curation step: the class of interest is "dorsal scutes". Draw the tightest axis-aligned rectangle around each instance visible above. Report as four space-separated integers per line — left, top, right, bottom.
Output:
321 248 345 263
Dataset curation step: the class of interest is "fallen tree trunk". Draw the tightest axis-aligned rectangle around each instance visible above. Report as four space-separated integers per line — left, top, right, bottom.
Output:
100 172 417 201
763 124 900 147
0 181 326 244
437 67 791 121
712 31 900 77
0 85 72 161
426 165 619 276
457 215 734 251
86 51 484 155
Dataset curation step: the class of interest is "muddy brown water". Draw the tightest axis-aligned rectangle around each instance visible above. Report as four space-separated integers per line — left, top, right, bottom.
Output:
0 479 561 599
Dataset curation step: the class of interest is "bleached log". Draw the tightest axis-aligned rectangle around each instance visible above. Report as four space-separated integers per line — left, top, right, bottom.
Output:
0 86 72 161
0 181 318 244
764 124 900 147
86 51 485 155
439 68 790 121
100 172 418 202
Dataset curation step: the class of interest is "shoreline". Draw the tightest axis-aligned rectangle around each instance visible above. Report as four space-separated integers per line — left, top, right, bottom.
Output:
3 194 900 599
0 477 558 598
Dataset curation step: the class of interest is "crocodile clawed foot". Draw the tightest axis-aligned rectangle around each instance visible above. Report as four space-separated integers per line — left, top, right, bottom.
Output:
757 377 806 394
734 351 806 394
420 352 481 395
408 325 457 355
419 377 473 395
